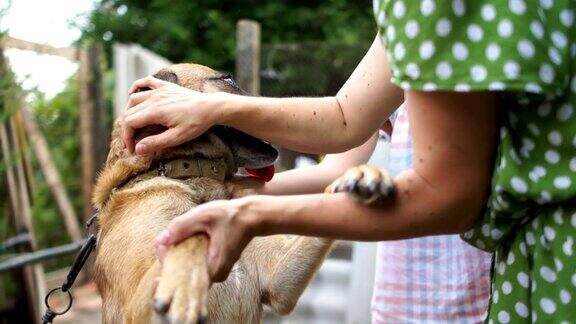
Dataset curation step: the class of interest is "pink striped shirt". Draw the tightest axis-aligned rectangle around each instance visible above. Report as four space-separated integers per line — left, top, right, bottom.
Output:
371 105 492 323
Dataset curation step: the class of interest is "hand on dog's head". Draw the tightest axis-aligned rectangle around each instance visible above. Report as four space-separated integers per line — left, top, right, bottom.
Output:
131 64 278 170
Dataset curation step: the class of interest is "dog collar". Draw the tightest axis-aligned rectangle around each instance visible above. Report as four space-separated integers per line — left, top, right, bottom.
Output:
117 158 228 191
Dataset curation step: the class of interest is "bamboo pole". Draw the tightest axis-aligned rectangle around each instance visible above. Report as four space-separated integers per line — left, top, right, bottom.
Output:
20 108 83 242
1 36 78 61
1 123 38 322
0 123 20 216
12 112 36 208
7 117 45 323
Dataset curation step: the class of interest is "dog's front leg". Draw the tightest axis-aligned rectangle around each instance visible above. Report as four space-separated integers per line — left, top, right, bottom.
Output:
259 236 334 315
153 235 209 324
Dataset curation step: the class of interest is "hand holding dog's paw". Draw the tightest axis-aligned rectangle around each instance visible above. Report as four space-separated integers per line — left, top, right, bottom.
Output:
325 165 394 204
153 236 209 324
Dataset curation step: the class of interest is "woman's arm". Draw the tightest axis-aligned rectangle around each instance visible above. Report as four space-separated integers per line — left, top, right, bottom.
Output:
121 36 403 155
255 90 498 238
219 38 402 153
157 90 499 281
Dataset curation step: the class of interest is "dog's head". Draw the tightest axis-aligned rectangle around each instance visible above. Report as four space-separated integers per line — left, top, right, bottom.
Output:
138 63 277 170
94 63 277 209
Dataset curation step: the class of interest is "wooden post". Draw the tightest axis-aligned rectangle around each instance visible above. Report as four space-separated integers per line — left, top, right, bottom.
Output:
235 20 261 95
79 44 107 221
79 48 94 221
21 108 83 242
87 44 109 180
78 44 106 278
79 45 110 220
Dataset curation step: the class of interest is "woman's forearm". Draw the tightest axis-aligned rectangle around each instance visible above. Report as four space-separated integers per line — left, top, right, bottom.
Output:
243 169 485 241
221 96 356 153
218 37 403 154
241 90 497 242
260 132 379 195
260 163 345 196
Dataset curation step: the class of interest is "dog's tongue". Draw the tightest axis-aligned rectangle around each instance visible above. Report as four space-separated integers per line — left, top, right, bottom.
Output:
245 165 275 182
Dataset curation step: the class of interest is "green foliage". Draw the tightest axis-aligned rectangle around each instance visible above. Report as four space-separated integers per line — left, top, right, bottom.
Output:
79 0 375 71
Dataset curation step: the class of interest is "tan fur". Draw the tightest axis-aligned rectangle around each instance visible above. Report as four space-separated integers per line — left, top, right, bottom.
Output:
93 64 334 323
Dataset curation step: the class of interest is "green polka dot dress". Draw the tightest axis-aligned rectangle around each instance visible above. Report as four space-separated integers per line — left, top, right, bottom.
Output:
373 0 576 322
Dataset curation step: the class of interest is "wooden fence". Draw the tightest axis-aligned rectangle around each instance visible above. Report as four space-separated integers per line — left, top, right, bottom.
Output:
1 36 107 322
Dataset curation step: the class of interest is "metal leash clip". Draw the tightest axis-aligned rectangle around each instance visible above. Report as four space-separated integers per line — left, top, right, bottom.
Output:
40 215 98 323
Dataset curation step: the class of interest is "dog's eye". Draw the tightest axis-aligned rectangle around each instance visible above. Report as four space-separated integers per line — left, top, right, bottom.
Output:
222 75 235 85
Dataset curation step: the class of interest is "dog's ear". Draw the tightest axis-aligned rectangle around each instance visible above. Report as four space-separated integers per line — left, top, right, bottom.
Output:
153 69 179 84
212 126 278 169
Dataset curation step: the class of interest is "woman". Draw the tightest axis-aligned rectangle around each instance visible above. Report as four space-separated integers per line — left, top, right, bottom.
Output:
121 1 575 322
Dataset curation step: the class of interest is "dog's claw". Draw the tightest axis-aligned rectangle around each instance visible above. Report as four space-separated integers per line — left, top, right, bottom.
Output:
326 165 394 204
154 299 170 315
341 179 358 193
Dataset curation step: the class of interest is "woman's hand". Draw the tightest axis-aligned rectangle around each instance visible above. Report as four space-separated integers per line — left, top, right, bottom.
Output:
120 76 227 155
154 198 257 282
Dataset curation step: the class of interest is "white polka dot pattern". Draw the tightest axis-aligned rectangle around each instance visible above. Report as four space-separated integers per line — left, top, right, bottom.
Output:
373 1 576 321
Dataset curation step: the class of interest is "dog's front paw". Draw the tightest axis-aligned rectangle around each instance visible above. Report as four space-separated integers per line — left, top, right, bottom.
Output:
153 236 209 324
325 165 394 204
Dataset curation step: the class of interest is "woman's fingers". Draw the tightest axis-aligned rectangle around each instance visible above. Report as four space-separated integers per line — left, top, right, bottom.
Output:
135 127 186 155
154 200 248 283
125 88 156 111
164 209 207 245
208 250 231 283
121 121 136 154
121 105 163 149
154 239 169 263
128 76 169 94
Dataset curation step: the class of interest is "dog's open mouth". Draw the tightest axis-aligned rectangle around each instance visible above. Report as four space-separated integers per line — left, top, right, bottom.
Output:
133 124 276 182
245 164 275 182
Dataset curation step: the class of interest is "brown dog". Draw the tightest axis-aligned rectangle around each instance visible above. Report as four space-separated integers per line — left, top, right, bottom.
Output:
92 63 394 324
92 63 338 324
